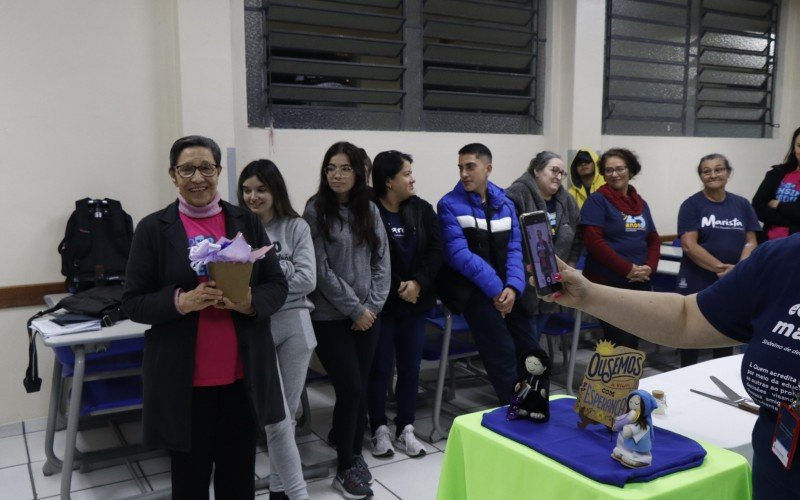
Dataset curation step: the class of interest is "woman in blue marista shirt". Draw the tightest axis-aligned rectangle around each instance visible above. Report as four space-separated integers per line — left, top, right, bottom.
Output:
676 154 760 366
544 236 800 500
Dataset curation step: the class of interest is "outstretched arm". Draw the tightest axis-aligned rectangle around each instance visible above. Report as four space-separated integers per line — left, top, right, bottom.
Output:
543 259 738 349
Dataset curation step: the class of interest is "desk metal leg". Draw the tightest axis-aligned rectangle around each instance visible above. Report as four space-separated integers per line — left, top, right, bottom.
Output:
43 357 64 476
430 313 452 443
566 310 582 396
61 344 86 499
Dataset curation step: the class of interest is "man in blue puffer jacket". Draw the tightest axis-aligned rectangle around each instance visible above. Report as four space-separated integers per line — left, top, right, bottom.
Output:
437 143 528 404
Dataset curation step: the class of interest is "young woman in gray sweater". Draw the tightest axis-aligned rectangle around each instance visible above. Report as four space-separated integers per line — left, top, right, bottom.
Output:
238 160 313 500
303 142 390 500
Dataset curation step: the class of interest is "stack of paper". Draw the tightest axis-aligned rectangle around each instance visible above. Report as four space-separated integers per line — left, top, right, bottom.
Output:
31 317 101 337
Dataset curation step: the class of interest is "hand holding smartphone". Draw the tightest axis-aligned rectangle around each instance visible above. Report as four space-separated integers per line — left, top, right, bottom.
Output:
520 211 562 297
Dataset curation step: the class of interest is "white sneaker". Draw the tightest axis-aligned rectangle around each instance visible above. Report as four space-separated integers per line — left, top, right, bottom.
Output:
371 425 395 458
395 424 427 457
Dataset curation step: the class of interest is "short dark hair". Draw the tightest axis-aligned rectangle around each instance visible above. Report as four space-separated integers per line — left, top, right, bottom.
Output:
696 153 732 176
599 148 642 178
458 143 492 162
372 150 414 199
237 159 299 218
169 135 222 167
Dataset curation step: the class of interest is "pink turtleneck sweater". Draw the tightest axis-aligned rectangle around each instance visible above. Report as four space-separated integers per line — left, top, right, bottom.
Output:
177 193 244 387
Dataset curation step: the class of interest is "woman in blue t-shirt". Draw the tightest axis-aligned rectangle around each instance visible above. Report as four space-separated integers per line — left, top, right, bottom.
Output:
677 154 760 366
580 148 660 349
541 235 800 499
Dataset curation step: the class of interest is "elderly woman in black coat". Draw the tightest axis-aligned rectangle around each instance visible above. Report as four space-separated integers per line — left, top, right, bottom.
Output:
122 135 287 500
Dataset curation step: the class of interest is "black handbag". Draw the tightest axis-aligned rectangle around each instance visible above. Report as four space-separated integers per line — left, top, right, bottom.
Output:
24 285 127 393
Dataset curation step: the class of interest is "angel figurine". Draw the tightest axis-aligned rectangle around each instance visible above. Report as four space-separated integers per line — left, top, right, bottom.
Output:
506 348 551 422
611 389 658 468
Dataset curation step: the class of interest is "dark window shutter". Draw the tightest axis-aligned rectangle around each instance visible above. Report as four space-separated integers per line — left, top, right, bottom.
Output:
422 0 541 133
246 0 406 130
603 0 780 138
695 0 779 137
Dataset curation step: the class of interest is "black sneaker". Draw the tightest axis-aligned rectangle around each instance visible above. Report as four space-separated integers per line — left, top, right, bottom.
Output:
333 467 373 499
352 454 374 485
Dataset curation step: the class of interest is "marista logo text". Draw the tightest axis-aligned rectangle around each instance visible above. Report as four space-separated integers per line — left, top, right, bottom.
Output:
701 214 743 229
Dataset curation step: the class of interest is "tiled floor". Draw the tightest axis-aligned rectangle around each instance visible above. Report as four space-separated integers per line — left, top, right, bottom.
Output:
0 338 687 499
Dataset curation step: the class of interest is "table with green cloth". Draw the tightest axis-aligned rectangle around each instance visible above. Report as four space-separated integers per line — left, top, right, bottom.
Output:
437 397 752 500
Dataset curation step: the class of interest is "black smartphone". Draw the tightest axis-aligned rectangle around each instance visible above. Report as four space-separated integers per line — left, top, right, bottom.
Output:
520 211 562 296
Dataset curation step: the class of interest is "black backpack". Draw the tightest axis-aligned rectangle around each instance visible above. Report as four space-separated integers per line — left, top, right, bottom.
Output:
58 198 134 291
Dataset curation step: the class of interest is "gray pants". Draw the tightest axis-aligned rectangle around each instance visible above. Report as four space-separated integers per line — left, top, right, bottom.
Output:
265 309 315 499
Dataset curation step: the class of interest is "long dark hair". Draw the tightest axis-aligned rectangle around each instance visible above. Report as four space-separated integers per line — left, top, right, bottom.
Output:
237 159 299 218
314 142 379 250
783 126 800 170
372 150 413 199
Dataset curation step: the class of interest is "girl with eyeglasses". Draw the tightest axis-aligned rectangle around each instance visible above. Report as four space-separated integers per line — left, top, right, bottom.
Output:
302 142 390 499
237 160 313 500
675 154 759 367
579 148 660 349
506 151 582 353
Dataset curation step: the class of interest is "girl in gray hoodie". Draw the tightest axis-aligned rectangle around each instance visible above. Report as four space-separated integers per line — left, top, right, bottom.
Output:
303 142 390 500
239 160 314 500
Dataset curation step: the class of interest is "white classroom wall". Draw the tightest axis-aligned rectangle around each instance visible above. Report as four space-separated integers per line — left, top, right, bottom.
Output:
0 0 798 426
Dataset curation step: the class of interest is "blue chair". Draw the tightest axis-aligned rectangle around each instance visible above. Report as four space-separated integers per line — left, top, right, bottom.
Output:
422 303 482 442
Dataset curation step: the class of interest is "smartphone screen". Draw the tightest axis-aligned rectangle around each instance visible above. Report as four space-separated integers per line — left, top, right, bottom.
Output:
520 211 562 296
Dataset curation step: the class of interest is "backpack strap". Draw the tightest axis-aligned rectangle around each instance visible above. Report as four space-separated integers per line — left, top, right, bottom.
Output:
104 198 133 258
24 304 60 393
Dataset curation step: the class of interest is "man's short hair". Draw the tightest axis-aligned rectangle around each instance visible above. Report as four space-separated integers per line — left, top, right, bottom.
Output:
458 143 492 163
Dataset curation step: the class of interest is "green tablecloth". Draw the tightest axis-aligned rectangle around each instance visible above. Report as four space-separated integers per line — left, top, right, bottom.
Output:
437 402 752 500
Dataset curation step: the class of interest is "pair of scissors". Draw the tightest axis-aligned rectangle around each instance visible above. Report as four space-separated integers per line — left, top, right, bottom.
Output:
690 376 760 415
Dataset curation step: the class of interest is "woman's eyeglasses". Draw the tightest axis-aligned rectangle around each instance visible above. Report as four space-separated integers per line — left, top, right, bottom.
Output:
700 168 728 177
603 166 628 176
172 162 220 178
325 164 354 177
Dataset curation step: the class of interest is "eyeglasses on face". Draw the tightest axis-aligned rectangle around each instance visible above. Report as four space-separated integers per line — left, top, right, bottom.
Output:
325 164 354 177
700 168 728 177
603 166 628 176
173 162 220 178
547 166 566 178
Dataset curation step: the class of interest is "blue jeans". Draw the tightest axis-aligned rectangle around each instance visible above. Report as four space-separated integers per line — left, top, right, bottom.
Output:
367 312 427 435
461 292 526 405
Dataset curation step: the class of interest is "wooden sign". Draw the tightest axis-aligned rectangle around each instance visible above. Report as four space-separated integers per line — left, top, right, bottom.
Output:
574 340 646 429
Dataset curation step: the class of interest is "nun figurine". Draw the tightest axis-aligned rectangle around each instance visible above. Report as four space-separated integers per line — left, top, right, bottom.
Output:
611 389 658 468
506 348 551 422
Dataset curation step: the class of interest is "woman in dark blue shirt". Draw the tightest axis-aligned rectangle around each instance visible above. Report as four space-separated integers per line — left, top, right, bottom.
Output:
676 154 760 366
367 150 442 459
543 236 800 500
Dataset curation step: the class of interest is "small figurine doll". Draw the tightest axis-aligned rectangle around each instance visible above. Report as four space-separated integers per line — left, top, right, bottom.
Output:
507 348 551 422
611 389 658 468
